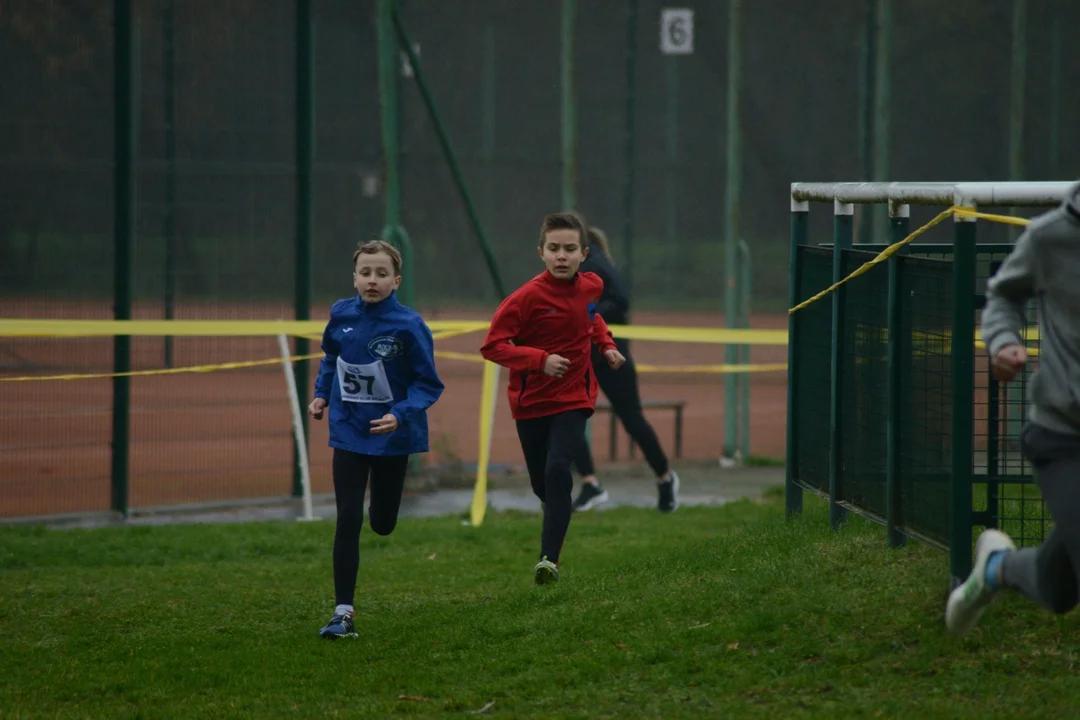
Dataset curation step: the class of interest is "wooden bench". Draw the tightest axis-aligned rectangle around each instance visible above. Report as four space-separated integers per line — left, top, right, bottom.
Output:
594 400 685 461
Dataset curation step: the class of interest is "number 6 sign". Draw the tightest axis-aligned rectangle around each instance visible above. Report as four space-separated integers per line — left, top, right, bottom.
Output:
660 8 694 55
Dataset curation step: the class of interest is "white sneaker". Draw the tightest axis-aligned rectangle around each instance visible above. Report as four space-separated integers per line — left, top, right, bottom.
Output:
945 529 1016 635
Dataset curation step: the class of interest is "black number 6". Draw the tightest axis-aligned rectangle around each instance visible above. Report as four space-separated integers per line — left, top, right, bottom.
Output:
668 17 686 46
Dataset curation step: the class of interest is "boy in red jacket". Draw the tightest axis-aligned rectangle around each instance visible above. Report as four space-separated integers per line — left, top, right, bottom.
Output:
481 211 625 584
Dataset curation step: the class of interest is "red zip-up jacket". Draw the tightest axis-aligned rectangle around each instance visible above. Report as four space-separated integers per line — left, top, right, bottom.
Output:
480 270 618 420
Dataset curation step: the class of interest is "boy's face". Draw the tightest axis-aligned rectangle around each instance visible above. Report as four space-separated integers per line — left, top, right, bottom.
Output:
353 251 401 303
539 229 587 280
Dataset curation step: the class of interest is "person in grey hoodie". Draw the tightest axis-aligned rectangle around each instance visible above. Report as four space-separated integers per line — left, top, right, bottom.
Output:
947 180 1080 635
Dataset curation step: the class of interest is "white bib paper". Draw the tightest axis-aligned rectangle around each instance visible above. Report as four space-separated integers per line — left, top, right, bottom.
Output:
336 356 393 404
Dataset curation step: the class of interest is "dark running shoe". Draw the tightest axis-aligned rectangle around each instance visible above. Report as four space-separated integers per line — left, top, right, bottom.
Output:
658 471 680 513
319 612 358 640
573 482 610 512
534 556 559 585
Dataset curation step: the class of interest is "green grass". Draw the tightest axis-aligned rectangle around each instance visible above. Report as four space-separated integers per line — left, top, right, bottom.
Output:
2 496 1078 719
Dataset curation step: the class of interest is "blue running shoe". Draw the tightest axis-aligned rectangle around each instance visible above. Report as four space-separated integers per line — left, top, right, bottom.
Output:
319 612 358 640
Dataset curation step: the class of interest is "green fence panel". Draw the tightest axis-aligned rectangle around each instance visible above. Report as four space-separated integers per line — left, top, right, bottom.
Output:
838 249 889 520
792 245 834 496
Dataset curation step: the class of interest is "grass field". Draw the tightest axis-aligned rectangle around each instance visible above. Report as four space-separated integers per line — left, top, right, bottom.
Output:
2 489 1078 719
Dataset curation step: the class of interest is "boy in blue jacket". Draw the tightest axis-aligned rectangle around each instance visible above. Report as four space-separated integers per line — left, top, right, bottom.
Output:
308 240 444 640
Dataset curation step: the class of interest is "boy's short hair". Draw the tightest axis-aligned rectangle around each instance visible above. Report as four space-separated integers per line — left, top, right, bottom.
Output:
353 240 403 275
539 211 588 248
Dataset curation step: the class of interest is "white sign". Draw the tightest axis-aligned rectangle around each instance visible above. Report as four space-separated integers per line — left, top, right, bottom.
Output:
337 357 393 404
660 8 694 55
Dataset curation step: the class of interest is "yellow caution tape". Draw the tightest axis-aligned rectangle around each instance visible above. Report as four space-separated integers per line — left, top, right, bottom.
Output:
788 205 1034 315
0 353 325 383
0 318 494 338
0 318 786 345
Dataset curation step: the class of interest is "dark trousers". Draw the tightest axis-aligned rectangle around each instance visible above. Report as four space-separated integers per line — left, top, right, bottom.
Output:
1001 422 1080 614
574 341 670 479
331 448 410 606
516 409 589 564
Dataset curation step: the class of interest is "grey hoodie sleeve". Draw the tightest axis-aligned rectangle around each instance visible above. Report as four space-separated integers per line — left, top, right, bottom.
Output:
981 229 1037 358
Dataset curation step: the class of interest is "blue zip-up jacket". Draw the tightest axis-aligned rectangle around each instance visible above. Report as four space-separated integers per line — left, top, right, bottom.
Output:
314 292 444 456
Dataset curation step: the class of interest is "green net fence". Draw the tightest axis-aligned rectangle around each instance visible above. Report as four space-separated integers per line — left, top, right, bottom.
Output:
790 227 1051 565
838 249 889 520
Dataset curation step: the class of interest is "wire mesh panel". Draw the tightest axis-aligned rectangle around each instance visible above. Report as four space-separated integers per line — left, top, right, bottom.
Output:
896 254 954 548
792 246 834 495
127 0 298 509
975 250 1049 547
0 2 115 517
837 250 889 518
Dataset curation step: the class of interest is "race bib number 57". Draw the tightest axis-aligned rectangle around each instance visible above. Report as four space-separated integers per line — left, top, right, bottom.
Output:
336 357 393 404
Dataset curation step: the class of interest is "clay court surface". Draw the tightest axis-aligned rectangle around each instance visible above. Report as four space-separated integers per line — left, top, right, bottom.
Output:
0 302 788 518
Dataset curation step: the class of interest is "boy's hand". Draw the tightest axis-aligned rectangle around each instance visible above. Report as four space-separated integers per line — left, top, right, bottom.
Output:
308 397 327 420
991 344 1028 383
543 354 571 378
370 413 399 434
604 348 626 370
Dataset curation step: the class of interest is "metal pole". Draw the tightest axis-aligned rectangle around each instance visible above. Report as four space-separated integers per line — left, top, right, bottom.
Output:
722 0 742 464
393 13 505 298
1049 23 1061 177
482 24 496 232
855 0 876 245
664 55 679 251
737 239 751 461
622 0 639 294
112 0 136 517
162 0 176 368
377 0 413 305
561 0 577 210
829 200 853 530
293 0 315 499
1008 0 1026 195
1006 0 1027 445
785 201 808 518
950 212 978 585
885 204 909 548
870 0 891 245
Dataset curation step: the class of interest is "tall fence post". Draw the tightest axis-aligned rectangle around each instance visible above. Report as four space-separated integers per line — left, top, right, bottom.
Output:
377 0 414 306
561 0 577 210
162 0 176 368
785 197 808 518
621 0 639 294
950 200 978 585
828 199 853 529
293 0 315 499
722 0 743 464
737 239 751 461
885 201 909 547
111 0 136 517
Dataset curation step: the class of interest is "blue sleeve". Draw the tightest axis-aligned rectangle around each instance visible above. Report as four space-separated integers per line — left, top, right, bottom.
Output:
389 318 445 426
314 310 339 401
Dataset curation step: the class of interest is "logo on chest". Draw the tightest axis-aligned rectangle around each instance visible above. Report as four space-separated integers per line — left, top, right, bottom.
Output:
367 336 404 360
587 301 598 320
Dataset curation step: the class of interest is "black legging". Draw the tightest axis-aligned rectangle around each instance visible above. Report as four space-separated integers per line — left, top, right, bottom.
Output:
574 339 670 479
331 449 410 606
516 409 589 564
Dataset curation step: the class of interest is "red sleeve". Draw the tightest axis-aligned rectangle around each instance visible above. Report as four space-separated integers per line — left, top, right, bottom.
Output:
591 312 617 353
480 291 549 373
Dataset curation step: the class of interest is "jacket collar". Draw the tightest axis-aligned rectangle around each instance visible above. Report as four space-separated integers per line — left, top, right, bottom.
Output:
355 291 401 315
539 270 579 288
